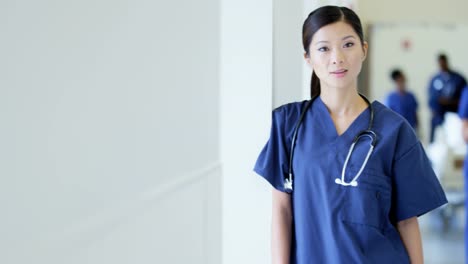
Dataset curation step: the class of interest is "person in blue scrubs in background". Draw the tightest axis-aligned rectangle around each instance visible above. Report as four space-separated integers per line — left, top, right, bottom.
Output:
254 6 447 263
385 69 418 130
428 54 467 142
458 86 468 264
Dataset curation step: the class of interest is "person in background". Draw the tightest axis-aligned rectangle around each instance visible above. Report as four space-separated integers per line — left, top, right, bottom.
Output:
385 69 418 130
428 54 467 142
457 85 468 264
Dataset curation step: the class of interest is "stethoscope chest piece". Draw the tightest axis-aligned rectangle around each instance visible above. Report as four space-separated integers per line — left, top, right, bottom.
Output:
335 178 358 187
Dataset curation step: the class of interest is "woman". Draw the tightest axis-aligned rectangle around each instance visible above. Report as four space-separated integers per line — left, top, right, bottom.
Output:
254 6 447 263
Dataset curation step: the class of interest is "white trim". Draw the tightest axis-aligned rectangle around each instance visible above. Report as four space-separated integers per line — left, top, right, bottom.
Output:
140 162 221 201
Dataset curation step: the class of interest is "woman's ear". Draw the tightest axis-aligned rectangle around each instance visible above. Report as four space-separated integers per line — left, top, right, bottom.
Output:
362 41 368 61
304 52 312 66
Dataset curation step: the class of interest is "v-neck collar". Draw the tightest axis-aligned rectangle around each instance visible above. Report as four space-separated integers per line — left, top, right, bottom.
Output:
314 96 372 142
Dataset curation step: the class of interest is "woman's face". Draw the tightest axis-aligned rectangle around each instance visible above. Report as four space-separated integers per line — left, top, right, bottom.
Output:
305 21 368 90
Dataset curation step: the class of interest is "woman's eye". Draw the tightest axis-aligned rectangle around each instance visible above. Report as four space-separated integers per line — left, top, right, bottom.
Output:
318 47 329 52
344 42 354 48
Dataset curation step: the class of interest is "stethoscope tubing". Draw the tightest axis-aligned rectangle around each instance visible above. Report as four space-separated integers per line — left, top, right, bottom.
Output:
285 94 376 192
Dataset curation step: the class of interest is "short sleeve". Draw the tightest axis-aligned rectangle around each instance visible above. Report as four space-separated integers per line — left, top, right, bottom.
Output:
384 94 391 107
428 78 439 111
458 87 468 119
390 140 448 222
411 93 418 109
253 107 290 192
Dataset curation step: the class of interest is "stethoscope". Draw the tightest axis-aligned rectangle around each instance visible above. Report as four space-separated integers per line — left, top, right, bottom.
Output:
284 93 377 193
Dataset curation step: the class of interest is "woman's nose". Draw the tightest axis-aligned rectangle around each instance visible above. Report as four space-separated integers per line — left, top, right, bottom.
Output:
332 50 344 64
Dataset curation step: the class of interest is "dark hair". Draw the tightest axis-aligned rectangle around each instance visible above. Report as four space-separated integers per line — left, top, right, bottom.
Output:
390 69 403 81
302 6 365 98
438 53 447 62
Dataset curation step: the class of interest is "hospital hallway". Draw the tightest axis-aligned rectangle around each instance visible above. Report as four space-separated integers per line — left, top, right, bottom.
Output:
421 206 465 263
3 0 468 263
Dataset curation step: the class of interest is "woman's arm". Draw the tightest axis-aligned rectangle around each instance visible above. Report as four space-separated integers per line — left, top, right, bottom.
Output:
397 217 423 264
271 188 292 264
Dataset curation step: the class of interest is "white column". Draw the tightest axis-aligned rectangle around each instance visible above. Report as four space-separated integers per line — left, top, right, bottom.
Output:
220 1 273 263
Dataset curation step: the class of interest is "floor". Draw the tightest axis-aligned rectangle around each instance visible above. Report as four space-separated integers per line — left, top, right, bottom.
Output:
420 203 465 264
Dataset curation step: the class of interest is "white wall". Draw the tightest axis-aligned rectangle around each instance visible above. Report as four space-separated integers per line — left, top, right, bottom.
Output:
0 1 220 263
273 0 304 107
220 1 273 263
359 0 468 25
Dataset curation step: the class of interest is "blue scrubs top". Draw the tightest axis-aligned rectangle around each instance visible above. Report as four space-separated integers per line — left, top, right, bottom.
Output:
428 71 466 115
254 98 447 263
385 91 418 128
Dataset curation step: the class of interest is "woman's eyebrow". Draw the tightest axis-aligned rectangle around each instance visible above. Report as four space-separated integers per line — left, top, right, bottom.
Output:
314 35 356 46
314 40 329 46
342 35 356 40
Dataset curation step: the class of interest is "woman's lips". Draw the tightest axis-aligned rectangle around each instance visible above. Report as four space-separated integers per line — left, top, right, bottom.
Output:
330 69 348 77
